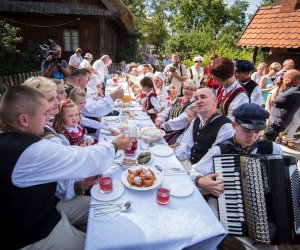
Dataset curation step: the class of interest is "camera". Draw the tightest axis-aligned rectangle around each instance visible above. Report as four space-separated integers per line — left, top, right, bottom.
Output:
39 39 61 64
169 66 176 73
276 75 284 84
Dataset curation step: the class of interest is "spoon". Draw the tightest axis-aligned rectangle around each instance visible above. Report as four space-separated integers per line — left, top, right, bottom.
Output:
93 200 132 217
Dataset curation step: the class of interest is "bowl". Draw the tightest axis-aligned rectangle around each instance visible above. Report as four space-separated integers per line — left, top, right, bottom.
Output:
121 157 137 169
140 128 166 144
137 151 152 166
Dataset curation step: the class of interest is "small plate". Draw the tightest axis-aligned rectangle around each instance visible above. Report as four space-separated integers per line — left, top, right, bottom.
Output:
167 180 194 197
90 181 125 202
130 106 142 111
137 151 153 166
135 115 150 120
121 166 162 191
150 145 173 157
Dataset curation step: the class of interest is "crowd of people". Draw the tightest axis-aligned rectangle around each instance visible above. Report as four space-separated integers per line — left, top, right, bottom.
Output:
1 41 300 249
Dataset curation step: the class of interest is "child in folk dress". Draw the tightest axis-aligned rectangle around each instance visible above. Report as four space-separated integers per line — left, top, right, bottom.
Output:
139 76 161 122
53 99 94 146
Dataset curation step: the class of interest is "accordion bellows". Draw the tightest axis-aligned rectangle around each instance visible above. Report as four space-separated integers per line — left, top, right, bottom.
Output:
213 154 300 245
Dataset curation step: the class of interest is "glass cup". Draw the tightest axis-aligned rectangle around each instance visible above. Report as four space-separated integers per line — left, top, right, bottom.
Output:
120 113 129 124
156 186 171 205
124 127 138 156
99 175 113 193
112 74 118 85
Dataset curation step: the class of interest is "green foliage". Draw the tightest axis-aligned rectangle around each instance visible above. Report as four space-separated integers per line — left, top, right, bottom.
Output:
123 0 268 64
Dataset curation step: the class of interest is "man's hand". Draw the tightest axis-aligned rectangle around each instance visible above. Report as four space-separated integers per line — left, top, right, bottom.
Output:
110 87 124 101
113 135 134 150
198 173 224 197
80 176 98 191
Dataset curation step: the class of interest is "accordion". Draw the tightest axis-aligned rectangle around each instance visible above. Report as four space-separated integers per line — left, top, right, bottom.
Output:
213 154 300 244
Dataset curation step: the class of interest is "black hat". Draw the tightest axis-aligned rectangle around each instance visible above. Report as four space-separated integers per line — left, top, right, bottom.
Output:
234 60 254 72
233 103 270 131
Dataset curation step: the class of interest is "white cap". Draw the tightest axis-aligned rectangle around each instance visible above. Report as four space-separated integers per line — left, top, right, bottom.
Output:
193 56 203 62
153 71 165 81
84 53 93 59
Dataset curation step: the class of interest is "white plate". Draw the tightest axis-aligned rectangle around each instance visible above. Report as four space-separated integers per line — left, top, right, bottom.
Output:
167 180 194 197
150 145 173 157
121 166 163 191
103 116 119 122
90 181 125 202
130 106 142 111
135 115 150 120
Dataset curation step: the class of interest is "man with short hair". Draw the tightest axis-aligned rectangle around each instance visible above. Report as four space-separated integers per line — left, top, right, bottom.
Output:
92 55 110 83
191 102 282 250
263 69 300 141
235 60 262 105
175 87 234 171
163 52 188 95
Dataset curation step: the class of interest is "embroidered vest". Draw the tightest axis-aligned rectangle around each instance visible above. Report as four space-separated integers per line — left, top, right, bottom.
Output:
216 86 247 115
143 91 158 122
63 125 85 145
167 98 194 120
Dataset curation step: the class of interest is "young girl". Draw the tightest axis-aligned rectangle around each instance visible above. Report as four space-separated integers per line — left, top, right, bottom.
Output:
170 106 197 148
139 76 161 122
69 88 117 138
53 99 94 146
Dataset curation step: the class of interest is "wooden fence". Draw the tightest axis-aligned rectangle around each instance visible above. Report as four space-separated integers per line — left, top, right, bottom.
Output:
0 71 42 96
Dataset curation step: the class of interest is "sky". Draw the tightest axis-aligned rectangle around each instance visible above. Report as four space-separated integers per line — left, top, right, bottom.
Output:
224 0 262 15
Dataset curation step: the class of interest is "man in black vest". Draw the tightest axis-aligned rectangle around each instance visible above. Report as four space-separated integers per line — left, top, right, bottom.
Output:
0 85 132 249
175 86 234 172
190 103 282 250
235 60 262 105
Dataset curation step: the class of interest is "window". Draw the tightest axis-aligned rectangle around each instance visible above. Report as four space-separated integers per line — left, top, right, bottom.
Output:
63 29 79 51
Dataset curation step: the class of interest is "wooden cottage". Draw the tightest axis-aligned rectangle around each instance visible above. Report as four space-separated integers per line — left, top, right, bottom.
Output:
0 0 138 63
237 0 300 69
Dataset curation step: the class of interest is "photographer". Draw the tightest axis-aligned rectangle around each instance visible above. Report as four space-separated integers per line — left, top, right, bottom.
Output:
163 53 187 96
41 43 70 81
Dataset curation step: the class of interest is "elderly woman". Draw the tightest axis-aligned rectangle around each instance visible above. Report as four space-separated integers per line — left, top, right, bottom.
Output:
153 71 168 108
155 79 196 145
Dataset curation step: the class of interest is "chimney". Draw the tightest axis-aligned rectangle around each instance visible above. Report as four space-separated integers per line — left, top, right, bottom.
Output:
280 0 299 12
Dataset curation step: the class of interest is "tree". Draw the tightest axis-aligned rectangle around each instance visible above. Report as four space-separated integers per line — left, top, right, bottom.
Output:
0 20 22 58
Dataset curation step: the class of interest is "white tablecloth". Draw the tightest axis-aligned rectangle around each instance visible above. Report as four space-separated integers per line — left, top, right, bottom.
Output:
85 101 226 250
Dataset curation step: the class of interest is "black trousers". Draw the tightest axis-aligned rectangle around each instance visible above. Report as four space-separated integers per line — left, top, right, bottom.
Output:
263 124 281 141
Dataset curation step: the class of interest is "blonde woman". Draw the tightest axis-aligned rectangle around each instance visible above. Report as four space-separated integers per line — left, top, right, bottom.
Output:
258 62 281 106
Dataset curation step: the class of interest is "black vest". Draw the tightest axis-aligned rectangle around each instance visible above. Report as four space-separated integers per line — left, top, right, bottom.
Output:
243 79 258 100
218 137 273 155
0 132 61 249
190 115 231 164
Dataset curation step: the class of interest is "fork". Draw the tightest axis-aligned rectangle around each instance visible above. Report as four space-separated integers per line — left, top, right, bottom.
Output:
154 165 183 172
93 200 132 217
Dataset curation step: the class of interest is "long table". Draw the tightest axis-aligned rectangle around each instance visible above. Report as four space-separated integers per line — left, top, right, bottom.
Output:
84 88 226 250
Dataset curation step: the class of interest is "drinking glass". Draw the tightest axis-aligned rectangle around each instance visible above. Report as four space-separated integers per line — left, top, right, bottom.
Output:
156 185 171 205
112 74 118 85
99 175 113 193
124 127 138 156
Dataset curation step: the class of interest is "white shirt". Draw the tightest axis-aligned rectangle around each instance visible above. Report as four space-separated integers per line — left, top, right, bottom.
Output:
175 114 234 161
93 59 109 78
81 86 115 118
156 84 168 107
240 80 262 105
69 54 83 67
217 80 249 119
188 66 204 88
251 72 264 84
157 97 195 132
79 59 91 69
190 140 283 179
12 139 115 188
81 114 109 131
